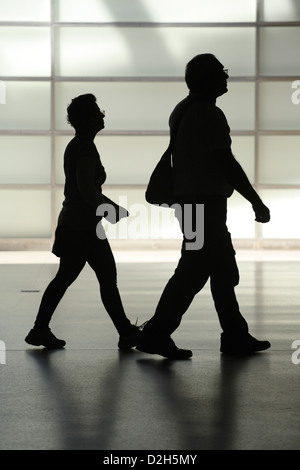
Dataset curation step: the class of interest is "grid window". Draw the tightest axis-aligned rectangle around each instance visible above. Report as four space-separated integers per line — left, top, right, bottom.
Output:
54 27 255 78
0 1 299 247
55 81 255 132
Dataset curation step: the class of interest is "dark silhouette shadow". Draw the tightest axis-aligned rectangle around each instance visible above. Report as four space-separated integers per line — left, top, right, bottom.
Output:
138 54 271 359
25 348 136 450
24 94 139 352
26 346 268 450
136 352 270 450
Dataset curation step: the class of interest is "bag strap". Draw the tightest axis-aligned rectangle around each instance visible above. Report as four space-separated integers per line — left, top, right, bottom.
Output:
168 97 203 165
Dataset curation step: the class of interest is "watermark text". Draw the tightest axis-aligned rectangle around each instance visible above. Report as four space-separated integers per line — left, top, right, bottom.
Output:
291 340 300 364
96 198 204 251
0 340 6 365
291 80 300 105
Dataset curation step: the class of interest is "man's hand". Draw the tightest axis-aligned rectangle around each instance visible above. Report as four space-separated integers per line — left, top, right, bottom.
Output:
252 201 270 223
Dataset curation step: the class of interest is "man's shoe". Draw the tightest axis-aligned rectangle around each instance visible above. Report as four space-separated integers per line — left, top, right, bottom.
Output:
136 335 192 360
118 322 147 350
25 328 66 349
220 332 271 355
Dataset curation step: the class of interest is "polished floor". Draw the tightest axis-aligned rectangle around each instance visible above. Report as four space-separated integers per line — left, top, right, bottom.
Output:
1 248 300 451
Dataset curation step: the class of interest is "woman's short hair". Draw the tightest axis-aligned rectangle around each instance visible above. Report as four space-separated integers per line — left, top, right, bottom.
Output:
67 93 98 130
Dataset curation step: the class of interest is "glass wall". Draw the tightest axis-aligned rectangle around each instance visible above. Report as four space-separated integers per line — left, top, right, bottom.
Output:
0 0 299 248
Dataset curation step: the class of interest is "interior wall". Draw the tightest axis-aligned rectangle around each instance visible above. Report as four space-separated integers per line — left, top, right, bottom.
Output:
0 0 299 250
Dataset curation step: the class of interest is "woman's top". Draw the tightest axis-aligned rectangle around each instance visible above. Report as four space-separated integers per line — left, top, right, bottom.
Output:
57 135 106 231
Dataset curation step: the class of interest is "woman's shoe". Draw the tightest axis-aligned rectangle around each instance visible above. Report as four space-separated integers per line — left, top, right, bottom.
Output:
25 328 66 349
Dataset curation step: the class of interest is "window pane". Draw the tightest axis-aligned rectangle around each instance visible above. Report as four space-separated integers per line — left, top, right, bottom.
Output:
55 0 256 23
218 82 255 131
0 0 50 21
260 0 300 22
55 27 255 77
0 27 51 77
0 190 51 237
258 82 299 131
231 136 255 184
0 136 51 184
259 27 300 76
260 189 300 239
258 136 300 185
0 82 51 130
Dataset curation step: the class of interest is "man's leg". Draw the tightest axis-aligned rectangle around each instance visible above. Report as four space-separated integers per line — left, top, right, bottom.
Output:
137 245 210 358
210 233 270 354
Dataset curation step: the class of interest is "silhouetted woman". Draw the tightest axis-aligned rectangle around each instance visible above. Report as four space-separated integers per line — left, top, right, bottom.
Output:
25 94 141 349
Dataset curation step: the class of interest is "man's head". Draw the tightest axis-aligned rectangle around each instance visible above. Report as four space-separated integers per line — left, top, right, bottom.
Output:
185 53 229 98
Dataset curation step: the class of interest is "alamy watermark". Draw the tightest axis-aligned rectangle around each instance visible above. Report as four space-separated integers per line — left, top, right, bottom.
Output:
291 340 300 364
0 81 6 104
96 198 204 251
291 80 300 105
0 340 6 365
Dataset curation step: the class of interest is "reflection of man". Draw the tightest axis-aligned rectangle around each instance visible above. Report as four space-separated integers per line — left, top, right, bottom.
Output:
137 53 271 359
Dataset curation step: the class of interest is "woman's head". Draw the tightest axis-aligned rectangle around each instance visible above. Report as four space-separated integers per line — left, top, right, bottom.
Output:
67 93 105 133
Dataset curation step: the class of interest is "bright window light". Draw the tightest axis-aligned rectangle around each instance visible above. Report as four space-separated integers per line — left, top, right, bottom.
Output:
260 190 300 239
55 27 255 77
55 0 256 23
0 190 51 237
0 82 51 130
0 0 50 21
0 27 51 77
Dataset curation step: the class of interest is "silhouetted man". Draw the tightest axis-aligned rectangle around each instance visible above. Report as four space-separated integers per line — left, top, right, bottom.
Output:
137 53 271 359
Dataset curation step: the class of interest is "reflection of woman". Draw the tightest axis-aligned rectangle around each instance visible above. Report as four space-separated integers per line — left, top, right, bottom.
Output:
25 94 141 349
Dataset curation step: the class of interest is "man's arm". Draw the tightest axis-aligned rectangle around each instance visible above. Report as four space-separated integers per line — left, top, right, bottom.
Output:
214 148 270 223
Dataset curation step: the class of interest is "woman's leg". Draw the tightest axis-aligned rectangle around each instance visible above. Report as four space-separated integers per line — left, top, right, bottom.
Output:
86 237 132 335
34 255 86 330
